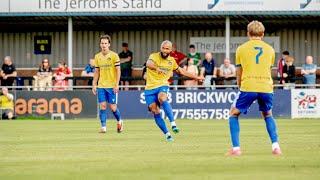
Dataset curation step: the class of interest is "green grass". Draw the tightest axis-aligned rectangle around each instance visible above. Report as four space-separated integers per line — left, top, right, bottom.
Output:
0 119 319 180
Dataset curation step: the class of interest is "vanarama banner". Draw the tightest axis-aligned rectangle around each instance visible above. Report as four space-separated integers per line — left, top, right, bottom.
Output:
15 91 97 119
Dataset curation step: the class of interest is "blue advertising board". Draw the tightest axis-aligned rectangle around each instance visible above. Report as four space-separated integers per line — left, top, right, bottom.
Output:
107 89 291 120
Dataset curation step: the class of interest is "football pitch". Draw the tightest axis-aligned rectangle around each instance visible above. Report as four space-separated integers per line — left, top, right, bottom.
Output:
0 119 319 180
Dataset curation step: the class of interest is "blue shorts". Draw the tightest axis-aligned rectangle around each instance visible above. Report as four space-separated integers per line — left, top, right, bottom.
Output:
232 91 273 114
97 88 117 104
144 86 169 107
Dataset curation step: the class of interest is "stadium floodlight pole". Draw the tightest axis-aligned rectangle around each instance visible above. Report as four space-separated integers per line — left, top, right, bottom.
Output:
68 17 73 90
225 16 230 59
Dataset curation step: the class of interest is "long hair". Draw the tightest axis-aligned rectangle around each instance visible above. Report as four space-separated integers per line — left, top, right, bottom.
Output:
59 60 68 74
39 58 51 71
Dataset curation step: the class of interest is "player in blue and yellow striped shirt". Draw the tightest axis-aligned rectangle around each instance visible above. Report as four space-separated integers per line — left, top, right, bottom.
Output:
92 35 123 134
226 21 281 155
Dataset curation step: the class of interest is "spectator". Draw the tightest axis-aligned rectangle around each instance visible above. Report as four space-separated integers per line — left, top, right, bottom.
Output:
170 43 187 85
53 60 73 91
200 52 217 90
282 57 296 89
183 58 199 90
1 56 17 87
301 55 317 88
219 58 236 89
0 87 14 120
277 51 289 84
33 58 53 91
187 44 202 70
119 43 133 91
81 58 95 86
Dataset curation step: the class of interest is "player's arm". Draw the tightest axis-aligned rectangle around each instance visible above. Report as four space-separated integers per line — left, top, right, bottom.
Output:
92 57 100 95
114 62 121 93
146 59 166 75
236 66 242 89
176 67 204 82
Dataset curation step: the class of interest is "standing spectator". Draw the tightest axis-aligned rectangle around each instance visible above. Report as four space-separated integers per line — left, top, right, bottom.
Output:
282 57 296 89
53 60 73 91
170 43 187 85
1 56 17 87
33 58 53 91
187 44 202 70
119 43 133 91
81 58 95 86
277 51 289 84
0 87 14 120
200 52 217 90
301 55 317 88
219 58 236 89
183 58 199 90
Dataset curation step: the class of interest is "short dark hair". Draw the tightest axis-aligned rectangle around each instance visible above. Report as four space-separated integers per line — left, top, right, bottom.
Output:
122 43 128 47
282 51 289 55
189 44 195 48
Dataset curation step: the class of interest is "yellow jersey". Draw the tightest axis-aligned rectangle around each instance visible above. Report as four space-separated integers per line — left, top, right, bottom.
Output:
236 39 275 93
0 94 14 109
146 52 179 90
94 51 120 88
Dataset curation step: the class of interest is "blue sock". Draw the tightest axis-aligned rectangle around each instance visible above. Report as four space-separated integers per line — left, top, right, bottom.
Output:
264 116 278 143
112 108 121 122
154 114 169 135
162 100 174 123
100 109 107 127
229 116 240 147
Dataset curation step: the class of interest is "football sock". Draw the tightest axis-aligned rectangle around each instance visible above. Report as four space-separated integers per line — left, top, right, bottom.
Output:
162 100 174 123
154 113 169 134
170 121 177 127
112 108 121 122
229 116 240 148
264 116 278 143
272 142 280 151
100 109 107 127
165 132 172 137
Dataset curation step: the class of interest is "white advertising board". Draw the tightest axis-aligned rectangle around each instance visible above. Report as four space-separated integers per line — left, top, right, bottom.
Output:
0 0 319 13
190 37 280 53
291 89 320 118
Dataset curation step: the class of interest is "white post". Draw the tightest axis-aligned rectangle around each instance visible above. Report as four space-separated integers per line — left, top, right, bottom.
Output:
68 17 73 89
225 16 230 59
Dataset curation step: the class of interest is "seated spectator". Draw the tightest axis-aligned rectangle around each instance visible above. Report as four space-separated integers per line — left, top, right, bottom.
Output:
1 56 17 87
53 60 73 91
282 57 295 89
187 44 202 71
119 43 133 90
200 52 217 90
219 58 236 89
33 58 53 91
301 55 317 88
183 58 198 90
277 51 289 84
0 87 14 120
81 58 95 86
170 43 187 85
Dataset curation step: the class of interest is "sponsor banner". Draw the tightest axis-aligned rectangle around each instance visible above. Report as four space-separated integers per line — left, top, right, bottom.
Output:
108 89 291 120
0 0 319 13
291 89 320 118
190 37 280 53
15 91 97 118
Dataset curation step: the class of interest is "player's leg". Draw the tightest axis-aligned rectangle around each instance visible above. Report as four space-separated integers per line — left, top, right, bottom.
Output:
145 88 173 141
226 91 257 155
258 93 281 154
97 88 108 133
157 86 179 134
107 89 123 133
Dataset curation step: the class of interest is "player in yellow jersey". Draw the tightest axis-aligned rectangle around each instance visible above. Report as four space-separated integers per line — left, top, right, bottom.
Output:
92 35 123 133
145 40 204 142
226 21 281 155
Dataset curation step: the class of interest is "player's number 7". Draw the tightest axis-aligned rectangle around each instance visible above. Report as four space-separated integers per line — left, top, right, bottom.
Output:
254 47 263 64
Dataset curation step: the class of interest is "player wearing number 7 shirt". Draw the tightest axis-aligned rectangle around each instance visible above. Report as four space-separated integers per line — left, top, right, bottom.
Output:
226 21 282 155
145 40 204 142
